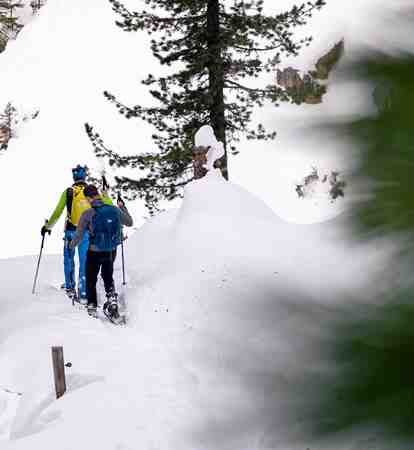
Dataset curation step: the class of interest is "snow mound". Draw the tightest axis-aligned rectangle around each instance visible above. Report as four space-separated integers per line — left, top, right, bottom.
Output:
0 171 398 449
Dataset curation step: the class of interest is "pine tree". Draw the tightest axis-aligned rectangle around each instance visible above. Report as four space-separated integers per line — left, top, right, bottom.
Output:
0 102 18 151
29 0 45 15
0 0 23 50
87 0 325 212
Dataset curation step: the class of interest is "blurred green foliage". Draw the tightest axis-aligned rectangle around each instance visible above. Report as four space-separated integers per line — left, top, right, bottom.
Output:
341 53 414 237
294 29 414 447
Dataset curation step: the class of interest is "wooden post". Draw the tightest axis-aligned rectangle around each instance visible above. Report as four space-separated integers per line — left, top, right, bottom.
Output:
51 346 66 399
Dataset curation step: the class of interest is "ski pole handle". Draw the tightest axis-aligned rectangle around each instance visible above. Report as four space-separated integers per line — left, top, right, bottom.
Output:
102 174 109 191
117 191 125 208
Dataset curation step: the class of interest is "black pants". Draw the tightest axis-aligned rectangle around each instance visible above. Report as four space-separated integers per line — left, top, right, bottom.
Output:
85 249 116 307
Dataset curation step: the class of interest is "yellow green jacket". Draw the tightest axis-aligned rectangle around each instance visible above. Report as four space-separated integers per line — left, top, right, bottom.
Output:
47 183 113 231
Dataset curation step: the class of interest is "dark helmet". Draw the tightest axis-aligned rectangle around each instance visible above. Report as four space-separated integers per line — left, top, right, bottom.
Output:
72 164 88 181
83 184 100 198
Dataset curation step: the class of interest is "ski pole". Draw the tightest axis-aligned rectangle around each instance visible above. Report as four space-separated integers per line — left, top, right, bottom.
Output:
117 191 126 286
121 232 126 286
32 219 49 294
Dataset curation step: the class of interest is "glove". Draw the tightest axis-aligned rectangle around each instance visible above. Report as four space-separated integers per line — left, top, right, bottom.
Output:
117 198 125 208
41 225 51 236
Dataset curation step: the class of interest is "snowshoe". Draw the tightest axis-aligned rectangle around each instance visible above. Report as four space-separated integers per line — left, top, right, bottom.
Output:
65 287 78 302
103 296 125 325
87 304 98 318
103 300 119 320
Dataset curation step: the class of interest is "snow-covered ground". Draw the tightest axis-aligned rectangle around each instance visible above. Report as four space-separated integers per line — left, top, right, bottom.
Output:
0 1 412 448
0 170 398 449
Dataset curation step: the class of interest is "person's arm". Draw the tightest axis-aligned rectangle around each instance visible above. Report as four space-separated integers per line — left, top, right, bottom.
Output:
69 209 92 249
117 200 133 227
46 190 67 229
101 193 113 206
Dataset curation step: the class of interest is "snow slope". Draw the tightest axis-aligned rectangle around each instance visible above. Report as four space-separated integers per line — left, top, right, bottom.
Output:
0 171 397 449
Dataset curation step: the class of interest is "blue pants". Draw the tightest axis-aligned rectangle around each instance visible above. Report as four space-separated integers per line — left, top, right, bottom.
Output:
63 229 89 298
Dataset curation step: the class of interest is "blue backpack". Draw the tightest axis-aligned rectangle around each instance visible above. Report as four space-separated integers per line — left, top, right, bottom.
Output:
90 205 121 251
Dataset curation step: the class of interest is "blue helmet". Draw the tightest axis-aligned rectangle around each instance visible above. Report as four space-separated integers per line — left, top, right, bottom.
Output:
72 165 87 181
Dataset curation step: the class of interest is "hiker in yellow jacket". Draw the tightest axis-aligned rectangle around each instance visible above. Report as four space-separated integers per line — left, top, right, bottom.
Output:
40 165 112 302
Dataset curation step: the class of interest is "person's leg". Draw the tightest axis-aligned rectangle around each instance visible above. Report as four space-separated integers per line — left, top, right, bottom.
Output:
100 248 116 287
101 251 119 318
85 250 100 307
101 251 115 295
63 230 76 290
77 231 89 298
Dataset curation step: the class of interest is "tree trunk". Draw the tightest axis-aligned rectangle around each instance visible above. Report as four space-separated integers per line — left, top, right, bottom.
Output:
207 0 228 180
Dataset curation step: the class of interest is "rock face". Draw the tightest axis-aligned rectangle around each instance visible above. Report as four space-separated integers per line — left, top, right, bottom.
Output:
276 67 302 89
312 39 344 80
0 125 10 146
192 146 209 180
276 39 344 105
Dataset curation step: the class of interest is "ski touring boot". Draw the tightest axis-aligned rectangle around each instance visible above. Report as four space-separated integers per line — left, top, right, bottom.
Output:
87 303 98 318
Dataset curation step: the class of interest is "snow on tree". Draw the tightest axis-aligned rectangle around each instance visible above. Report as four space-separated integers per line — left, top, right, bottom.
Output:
0 0 25 52
86 0 325 212
0 102 17 151
295 166 346 202
29 0 45 15
0 102 39 152
192 125 225 179
0 1 24 40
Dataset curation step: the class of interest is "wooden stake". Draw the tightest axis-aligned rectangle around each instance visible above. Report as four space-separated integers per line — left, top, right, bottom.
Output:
51 346 66 399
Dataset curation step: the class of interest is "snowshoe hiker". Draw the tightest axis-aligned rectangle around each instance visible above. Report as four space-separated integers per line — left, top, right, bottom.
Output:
41 165 95 303
69 184 133 320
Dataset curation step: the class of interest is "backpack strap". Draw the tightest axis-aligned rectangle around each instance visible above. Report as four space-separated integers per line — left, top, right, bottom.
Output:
65 187 75 230
66 187 73 214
